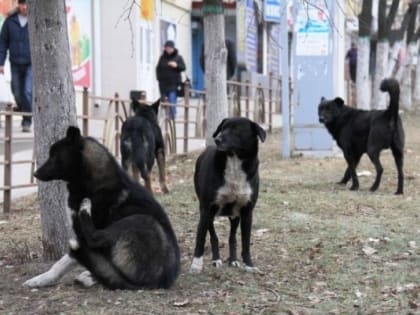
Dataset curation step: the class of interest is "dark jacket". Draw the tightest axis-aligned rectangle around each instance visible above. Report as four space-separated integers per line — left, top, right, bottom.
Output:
0 12 31 66
200 39 237 80
156 49 186 95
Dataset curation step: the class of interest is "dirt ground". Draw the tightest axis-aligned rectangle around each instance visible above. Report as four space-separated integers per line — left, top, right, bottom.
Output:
1 112 420 315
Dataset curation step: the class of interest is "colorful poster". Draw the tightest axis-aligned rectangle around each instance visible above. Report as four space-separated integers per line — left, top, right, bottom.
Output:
295 1 330 56
140 0 154 21
264 0 282 23
66 0 92 88
0 0 13 27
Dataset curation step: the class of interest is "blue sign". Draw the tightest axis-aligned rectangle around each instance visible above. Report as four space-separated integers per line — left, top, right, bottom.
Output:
246 3 258 72
264 0 282 23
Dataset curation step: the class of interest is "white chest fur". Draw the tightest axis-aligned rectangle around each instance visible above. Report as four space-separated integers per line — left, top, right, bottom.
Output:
215 155 252 217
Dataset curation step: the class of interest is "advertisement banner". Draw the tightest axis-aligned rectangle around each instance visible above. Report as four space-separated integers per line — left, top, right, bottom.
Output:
140 0 154 21
66 0 92 88
264 0 281 23
236 0 246 66
245 0 257 72
295 2 330 56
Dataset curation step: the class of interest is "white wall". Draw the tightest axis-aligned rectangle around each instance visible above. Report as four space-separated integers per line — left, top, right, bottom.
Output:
94 0 192 102
99 1 138 101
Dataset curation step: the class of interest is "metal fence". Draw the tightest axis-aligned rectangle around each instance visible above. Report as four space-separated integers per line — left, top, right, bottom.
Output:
0 76 283 213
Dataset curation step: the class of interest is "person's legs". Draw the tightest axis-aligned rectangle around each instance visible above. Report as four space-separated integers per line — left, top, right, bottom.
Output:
167 90 177 120
10 64 24 112
21 65 32 128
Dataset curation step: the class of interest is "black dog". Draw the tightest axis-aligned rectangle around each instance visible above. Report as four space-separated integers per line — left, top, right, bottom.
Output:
318 78 404 194
121 99 169 193
190 117 266 273
24 127 180 290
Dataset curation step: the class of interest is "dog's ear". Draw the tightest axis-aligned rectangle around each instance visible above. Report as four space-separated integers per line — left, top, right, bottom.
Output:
320 96 326 102
212 118 228 138
151 99 160 115
253 122 266 143
66 126 82 144
334 97 344 107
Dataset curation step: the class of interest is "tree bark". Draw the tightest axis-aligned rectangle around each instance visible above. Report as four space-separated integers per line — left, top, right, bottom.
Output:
414 27 420 105
203 0 228 146
28 0 77 260
387 4 414 77
373 0 399 109
357 0 373 110
399 2 418 110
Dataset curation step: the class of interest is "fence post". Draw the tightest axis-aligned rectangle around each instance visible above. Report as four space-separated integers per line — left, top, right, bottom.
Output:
268 73 273 132
245 80 250 118
82 87 89 136
236 84 241 116
114 92 120 157
3 112 12 213
183 81 190 153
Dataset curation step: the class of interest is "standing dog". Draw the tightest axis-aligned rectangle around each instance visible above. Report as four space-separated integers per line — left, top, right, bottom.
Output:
121 98 169 193
24 127 180 290
190 117 266 273
318 78 404 194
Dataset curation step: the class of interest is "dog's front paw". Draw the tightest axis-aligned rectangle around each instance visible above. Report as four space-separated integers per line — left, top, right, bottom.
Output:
75 271 96 288
161 184 169 194
229 260 241 268
212 259 223 268
23 272 57 288
79 198 92 216
68 238 79 250
189 256 203 273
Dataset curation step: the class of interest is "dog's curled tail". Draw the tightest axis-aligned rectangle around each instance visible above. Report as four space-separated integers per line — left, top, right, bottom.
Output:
380 78 400 121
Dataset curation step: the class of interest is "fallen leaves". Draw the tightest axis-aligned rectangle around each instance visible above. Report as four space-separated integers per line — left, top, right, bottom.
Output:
173 299 190 307
362 246 378 256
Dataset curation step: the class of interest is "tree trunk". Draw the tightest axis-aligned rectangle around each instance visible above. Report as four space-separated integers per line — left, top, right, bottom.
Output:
28 0 77 260
203 0 228 146
357 0 373 110
414 43 420 105
374 41 389 109
387 3 415 77
373 0 399 109
386 40 402 77
399 2 418 110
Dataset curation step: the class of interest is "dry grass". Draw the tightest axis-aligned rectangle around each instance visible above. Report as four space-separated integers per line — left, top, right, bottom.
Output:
1 112 420 314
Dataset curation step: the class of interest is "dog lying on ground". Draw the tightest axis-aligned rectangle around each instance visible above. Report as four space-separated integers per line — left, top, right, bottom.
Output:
121 98 169 193
318 78 404 194
190 117 266 273
24 126 180 290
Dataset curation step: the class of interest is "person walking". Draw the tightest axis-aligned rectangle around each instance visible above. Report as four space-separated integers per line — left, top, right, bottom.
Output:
346 42 357 83
156 40 186 120
0 0 32 132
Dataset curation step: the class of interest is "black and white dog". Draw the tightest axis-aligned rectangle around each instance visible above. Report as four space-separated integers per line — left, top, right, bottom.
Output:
190 117 266 273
